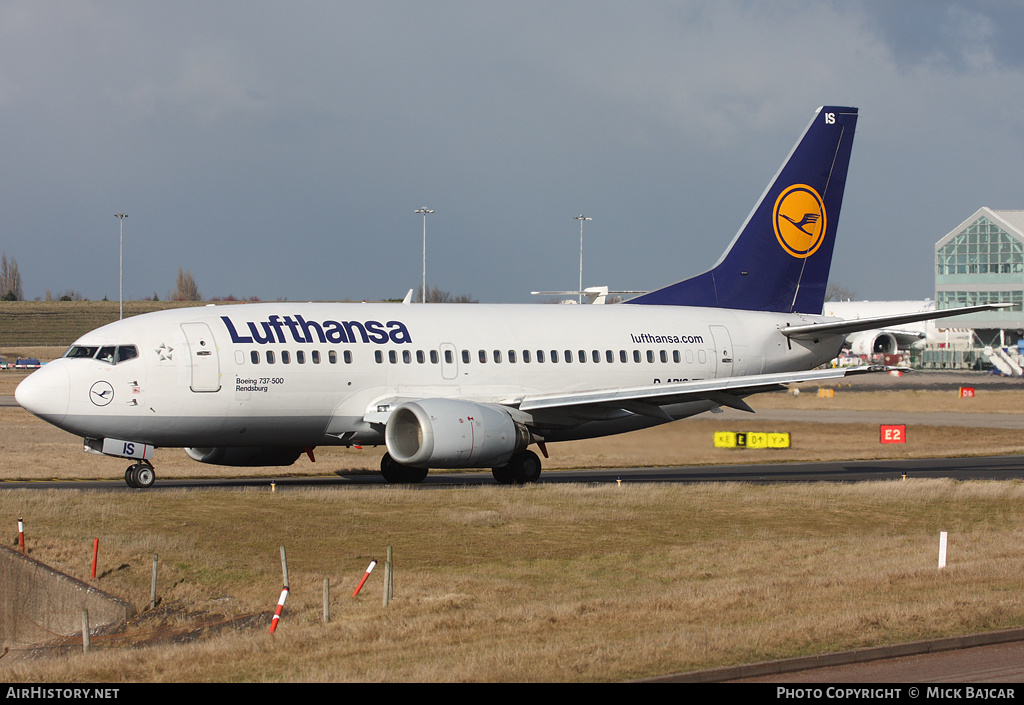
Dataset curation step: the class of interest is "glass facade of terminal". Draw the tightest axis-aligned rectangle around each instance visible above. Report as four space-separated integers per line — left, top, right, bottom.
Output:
935 214 1024 329
936 216 1024 277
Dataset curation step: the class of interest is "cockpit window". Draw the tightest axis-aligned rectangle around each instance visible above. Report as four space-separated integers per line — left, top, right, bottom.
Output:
65 346 99 359
117 346 138 363
63 344 139 364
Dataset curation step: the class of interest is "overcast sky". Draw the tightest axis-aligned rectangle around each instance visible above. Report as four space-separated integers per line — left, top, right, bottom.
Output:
2 1 1023 305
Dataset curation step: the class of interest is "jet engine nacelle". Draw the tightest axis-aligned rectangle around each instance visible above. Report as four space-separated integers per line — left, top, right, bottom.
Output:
385 398 530 468
185 446 305 467
849 331 898 356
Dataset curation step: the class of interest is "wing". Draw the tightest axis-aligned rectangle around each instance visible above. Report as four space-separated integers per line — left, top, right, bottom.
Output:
515 365 890 421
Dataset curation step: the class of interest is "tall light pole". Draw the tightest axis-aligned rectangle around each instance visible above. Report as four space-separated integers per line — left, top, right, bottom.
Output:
115 212 128 319
574 214 591 304
415 208 434 303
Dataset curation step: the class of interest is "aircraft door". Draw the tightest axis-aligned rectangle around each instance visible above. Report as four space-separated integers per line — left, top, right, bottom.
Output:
181 322 222 392
440 343 458 380
709 325 734 378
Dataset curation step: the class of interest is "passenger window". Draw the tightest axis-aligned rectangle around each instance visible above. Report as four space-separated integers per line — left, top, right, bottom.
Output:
297 351 305 364
462 350 470 364
267 351 276 364
417 350 425 364
431 350 440 364
550 350 559 363
508 350 517 363
251 351 260 364
523 350 531 363
479 350 487 363
673 350 681 363
282 351 291 364
578 350 586 363
620 350 627 363
633 350 641 363
565 350 573 363
647 351 654 363
312 350 321 364
660 350 668 363
493 350 502 363
537 350 545 363
389 350 398 364
403 350 411 364
444 350 453 364
375 351 383 364
343 351 352 364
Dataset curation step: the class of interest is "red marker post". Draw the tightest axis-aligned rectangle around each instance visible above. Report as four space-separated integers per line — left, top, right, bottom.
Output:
269 587 289 634
352 560 377 597
91 538 99 578
17 518 25 554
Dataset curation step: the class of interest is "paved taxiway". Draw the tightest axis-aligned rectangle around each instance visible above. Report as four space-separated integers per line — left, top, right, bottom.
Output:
4 453 1024 490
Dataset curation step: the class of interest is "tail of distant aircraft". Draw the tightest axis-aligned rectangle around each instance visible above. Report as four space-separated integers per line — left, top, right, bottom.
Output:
627 106 858 314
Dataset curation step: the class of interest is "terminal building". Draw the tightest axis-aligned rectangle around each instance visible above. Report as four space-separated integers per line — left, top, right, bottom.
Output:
934 207 1024 347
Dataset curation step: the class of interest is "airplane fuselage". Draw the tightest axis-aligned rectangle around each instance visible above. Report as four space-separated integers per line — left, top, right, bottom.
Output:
19 302 844 452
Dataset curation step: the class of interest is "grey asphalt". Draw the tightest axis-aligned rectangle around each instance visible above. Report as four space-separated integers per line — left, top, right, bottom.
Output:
640 629 1024 683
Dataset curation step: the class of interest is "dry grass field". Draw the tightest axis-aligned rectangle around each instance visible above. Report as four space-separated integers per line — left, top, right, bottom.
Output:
2 481 1024 682
0 301 225 348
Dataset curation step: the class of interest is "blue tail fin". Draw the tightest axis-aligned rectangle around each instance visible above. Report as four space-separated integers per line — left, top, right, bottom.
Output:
626 106 858 314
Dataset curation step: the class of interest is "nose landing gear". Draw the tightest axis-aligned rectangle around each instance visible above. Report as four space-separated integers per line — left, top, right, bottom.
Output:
125 460 156 488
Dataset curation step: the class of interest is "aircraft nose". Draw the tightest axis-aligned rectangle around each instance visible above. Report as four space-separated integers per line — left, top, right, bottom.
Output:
15 363 70 424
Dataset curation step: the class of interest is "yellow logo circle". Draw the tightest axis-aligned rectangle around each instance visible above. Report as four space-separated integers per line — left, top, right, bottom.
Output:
773 184 826 259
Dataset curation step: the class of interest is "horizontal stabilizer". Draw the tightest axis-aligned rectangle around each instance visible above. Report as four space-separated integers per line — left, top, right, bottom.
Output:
782 303 1010 341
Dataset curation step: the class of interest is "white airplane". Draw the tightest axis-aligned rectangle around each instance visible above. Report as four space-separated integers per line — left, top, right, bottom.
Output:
15 106 1004 488
821 300 974 355
531 287 647 305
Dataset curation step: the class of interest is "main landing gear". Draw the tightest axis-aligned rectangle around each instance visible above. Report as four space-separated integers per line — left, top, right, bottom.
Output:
491 450 542 485
125 460 156 488
378 449 543 485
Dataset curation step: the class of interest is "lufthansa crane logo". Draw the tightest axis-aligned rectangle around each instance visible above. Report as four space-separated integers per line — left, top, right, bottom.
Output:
89 381 114 407
773 184 827 259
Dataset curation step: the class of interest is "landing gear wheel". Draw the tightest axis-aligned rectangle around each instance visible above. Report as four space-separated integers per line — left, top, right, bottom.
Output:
380 453 429 484
494 450 542 485
125 462 156 489
491 464 514 485
510 450 542 484
134 462 156 488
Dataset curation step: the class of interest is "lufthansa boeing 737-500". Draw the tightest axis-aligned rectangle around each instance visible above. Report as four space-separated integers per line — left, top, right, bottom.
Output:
15 106 1003 488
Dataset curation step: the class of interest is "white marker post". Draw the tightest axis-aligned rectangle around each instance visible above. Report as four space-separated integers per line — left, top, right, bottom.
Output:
938 531 948 570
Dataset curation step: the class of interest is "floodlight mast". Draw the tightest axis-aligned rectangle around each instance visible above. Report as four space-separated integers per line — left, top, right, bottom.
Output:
574 214 591 304
115 213 128 319
415 208 434 303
